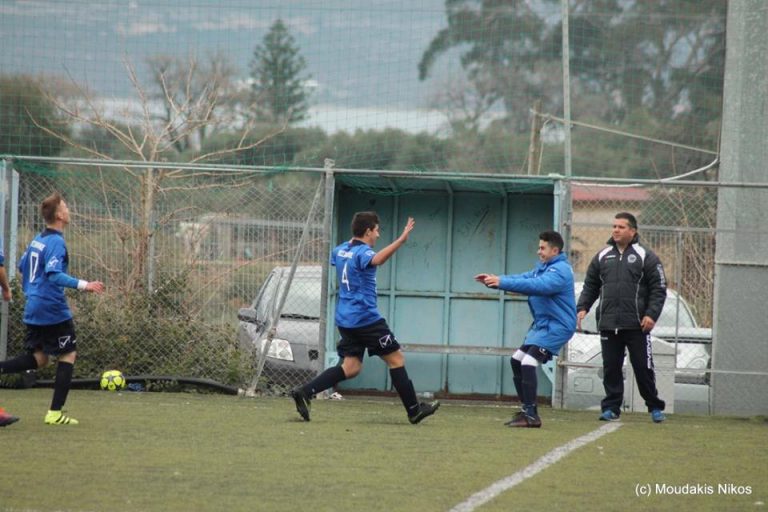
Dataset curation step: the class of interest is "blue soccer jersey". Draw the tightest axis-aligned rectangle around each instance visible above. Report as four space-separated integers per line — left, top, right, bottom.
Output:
330 240 382 328
18 229 74 325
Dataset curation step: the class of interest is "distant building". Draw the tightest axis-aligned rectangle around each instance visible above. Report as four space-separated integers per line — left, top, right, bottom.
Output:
177 214 323 263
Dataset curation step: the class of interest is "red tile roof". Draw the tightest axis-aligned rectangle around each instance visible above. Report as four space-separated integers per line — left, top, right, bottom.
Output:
571 183 651 202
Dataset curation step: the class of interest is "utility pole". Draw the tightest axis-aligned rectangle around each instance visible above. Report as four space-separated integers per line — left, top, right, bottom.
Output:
527 99 543 175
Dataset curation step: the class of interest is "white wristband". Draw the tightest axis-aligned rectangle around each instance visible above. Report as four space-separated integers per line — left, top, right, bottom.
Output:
77 280 88 291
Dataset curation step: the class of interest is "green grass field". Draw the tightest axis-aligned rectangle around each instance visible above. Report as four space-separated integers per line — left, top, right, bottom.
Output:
1 389 765 512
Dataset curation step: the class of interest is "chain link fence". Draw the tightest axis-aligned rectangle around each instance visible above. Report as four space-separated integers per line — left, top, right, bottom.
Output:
570 181 716 324
2 160 767 414
563 180 767 415
2 160 327 393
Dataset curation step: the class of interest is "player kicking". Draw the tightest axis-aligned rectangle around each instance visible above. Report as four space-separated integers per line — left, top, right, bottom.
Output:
0 192 104 425
291 211 439 424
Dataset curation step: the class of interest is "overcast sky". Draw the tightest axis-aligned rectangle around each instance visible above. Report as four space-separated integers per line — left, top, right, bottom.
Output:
0 0 452 113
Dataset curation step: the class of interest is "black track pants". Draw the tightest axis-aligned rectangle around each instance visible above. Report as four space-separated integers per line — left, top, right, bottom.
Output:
600 329 666 414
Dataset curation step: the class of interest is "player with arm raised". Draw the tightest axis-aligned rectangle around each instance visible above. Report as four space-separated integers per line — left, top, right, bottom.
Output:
0 192 104 425
290 211 439 424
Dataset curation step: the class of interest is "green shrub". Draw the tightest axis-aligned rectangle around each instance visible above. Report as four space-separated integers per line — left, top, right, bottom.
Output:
4 276 250 388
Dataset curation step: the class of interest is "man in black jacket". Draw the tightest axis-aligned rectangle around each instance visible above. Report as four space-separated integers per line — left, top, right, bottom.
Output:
576 212 667 423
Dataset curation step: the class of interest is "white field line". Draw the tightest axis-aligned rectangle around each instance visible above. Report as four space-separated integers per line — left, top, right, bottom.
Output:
449 422 623 512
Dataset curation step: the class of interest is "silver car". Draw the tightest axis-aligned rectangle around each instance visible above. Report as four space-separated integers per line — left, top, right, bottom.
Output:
237 265 323 388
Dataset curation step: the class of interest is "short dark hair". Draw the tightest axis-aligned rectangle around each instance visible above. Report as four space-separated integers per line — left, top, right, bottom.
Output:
615 212 638 230
539 230 564 252
351 211 380 237
41 191 64 225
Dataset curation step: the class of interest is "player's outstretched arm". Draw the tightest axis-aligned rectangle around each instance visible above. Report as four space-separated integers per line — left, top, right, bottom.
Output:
371 217 415 266
49 272 105 294
474 273 500 288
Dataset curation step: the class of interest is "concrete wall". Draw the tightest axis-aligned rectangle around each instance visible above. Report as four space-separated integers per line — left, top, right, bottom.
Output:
712 0 768 416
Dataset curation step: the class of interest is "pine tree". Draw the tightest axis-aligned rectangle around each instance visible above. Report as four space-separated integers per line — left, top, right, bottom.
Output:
250 19 311 124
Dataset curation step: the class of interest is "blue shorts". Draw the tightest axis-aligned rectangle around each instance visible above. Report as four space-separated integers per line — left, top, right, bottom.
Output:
24 319 77 356
337 318 401 360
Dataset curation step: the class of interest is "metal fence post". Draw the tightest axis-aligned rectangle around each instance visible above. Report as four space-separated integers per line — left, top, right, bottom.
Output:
0 159 17 361
146 166 156 293
0 159 8 360
318 159 336 376
561 0 573 180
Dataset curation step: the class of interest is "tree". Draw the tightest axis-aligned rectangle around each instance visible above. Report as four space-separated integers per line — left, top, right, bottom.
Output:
565 0 726 127
29 58 282 294
421 0 726 176
418 1 559 133
146 53 242 153
0 75 74 210
427 74 499 136
297 129 450 171
250 19 311 124
200 126 327 168
0 75 70 157
562 0 726 177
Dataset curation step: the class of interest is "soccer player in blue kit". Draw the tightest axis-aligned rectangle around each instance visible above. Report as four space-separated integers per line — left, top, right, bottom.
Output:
291 211 439 424
475 230 576 428
0 192 104 425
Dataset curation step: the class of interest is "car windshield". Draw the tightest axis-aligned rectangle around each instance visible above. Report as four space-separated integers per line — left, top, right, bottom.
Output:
655 298 697 330
580 294 696 332
275 275 322 319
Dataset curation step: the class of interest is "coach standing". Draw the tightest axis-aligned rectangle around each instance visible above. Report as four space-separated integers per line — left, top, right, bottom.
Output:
576 212 667 423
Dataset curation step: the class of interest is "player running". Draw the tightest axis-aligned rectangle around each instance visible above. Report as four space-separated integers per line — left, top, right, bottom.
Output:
291 212 439 424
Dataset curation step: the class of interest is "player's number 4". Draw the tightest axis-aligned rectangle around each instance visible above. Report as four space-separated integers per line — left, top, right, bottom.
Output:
341 262 350 291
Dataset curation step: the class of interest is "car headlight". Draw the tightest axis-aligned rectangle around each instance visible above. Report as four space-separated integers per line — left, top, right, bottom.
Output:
260 338 294 361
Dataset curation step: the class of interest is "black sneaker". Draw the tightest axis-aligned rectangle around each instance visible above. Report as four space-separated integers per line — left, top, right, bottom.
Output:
507 413 542 428
291 388 311 422
503 411 526 426
599 410 620 422
408 401 440 424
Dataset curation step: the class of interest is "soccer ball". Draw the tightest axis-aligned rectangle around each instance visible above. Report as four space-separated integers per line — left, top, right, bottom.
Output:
100 370 126 392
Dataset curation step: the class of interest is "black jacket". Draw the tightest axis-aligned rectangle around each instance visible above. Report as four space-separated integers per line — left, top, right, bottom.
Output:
577 234 667 331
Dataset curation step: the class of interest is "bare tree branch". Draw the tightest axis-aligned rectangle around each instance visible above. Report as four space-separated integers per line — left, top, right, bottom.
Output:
29 53 281 294
188 120 286 165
